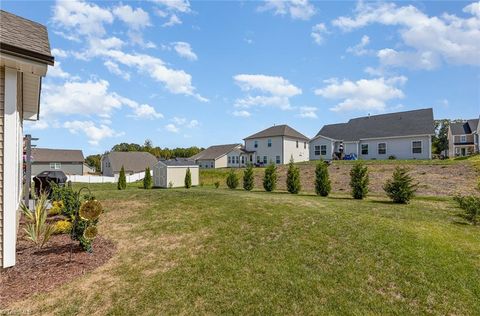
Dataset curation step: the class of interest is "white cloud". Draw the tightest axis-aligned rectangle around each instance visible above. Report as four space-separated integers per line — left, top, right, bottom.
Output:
104 60 130 80
51 48 69 58
187 119 198 128
298 106 318 118
311 23 327 45
233 110 251 118
233 74 302 111
63 120 122 145
163 14 182 27
129 104 163 119
113 5 151 30
315 76 407 112
332 1 480 69
152 0 191 13
172 42 198 61
165 123 180 133
52 0 114 37
258 0 316 20
347 35 370 56
171 117 198 128
47 62 71 79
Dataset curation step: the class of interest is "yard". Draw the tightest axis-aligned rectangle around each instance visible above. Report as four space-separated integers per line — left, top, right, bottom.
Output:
2 179 479 315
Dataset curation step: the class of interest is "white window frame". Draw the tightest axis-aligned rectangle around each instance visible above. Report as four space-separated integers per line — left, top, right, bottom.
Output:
228 156 231 164
256 156 260 163
314 145 320 156
254 140 258 148
276 155 281 164
361 144 368 155
296 140 299 148
267 138 272 147
378 143 387 155
263 156 268 164
460 135 467 143
50 162 61 170
304 142 307 149
412 141 422 154
320 145 327 156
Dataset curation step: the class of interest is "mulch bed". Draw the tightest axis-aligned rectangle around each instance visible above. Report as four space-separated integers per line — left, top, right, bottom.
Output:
0 232 115 309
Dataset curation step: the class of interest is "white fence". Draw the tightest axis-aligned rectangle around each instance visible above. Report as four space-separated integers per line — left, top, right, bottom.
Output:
67 171 150 184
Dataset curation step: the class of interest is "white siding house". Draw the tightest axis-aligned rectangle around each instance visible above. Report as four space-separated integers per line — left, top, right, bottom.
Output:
1 10 53 268
153 159 199 188
310 109 435 161
244 125 309 165
448 118 479 157
191 144 242 169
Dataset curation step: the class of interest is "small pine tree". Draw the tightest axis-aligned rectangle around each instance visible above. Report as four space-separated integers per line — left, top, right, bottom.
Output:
349 162 369 199
184 167 192 189
143 167 152 189
226 169 239 189
117 165 126 190
286 157 301 194
315 161 331 197
263 163 277 192
243 164 254 191
454 195 480 225
383 167 417 203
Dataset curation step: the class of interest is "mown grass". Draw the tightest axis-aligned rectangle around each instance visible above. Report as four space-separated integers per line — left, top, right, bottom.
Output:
6 183 480 315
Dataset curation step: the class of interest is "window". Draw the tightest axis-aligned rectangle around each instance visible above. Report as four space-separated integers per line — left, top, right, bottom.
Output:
276 156 281 164
236 156 239 164
412 141 422 154
314 145 320 156
257 156 260 163
254 140 258 148
296 140 299 148
361 144 368 155
304 142 307 149
50 162 61 170
263 156 268 164
250 155 253 162
460 135 467 143
268 139 272 147
320 145 327 155
211 162 214 168
378 143 386 155
241 156 245 164
228 157 231 164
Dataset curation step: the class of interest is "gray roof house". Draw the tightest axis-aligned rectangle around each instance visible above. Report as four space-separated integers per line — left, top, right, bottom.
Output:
448 118 479 157
1 10 53 268
191 144 242 168
31 148 85 176
310 108 435 160
101 152 158 176
244 124 310 165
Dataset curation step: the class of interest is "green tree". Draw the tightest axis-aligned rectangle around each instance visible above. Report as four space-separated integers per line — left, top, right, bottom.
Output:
315 161 331 197
143 167 152 189
117 166 127 190
383 167 418 203
349 162 369 199
243 164 254 191
432 119 450 155
185 167 192 188
226 169 239 189
263 163 277 192
85 154 101 173
286 157 301 194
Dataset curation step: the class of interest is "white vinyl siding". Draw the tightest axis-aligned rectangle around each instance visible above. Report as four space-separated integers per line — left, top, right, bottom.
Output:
0 67 4 267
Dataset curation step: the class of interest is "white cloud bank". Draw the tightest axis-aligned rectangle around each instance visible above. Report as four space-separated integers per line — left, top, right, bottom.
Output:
258 0 316 20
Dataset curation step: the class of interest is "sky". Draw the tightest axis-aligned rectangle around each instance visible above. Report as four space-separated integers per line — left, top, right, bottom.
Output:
3 0 479 155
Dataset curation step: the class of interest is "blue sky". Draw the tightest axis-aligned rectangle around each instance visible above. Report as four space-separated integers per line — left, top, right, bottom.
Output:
3 0 479 155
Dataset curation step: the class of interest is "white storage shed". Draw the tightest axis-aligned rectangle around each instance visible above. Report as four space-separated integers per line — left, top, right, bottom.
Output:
153 159 199 188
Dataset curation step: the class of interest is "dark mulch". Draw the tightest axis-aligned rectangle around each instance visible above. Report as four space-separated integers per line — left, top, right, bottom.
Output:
0 232 115 308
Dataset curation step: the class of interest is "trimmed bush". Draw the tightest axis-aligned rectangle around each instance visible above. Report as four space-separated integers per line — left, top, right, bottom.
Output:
286 157 301 194
143 167 152 189
185 168 192 188
315 161 331 197
118 166 127 190
53 220 72 234
454 195 479 225
263 163 277 192
383 167 417 203
243 164 254 191
349 162 369 199
226 169 239 189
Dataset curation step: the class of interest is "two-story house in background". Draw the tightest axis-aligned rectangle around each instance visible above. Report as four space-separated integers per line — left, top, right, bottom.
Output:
448 118 479 157
243 124 310 165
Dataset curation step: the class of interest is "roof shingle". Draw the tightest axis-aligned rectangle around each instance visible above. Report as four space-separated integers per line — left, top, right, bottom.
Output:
32 148 84 163
244 124 309 141
105 152 158 173
190 144 241 160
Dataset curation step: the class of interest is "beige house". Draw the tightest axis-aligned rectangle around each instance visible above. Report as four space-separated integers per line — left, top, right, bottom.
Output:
101 151 158 176
191 143 243 168
448 118 479 157
153 158 199 188
244 124 310 165
1 10 53 268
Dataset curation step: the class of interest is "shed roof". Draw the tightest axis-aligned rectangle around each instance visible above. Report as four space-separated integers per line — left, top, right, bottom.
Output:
244 124 309 141
158 158 198 167
314 108 435 142
450 119 479 135
0 10 54 65
32 148 84 163
105 151 158 173
190 144 241 160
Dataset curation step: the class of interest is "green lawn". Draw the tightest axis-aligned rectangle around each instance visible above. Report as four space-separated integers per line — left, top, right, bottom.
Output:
8 184 480 315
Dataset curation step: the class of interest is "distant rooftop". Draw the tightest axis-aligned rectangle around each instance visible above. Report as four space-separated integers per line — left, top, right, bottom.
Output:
190 144 241 160
32 148 84 163
244 124 309 141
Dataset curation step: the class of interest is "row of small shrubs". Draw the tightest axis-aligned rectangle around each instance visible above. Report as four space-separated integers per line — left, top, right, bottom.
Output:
223 159 418 204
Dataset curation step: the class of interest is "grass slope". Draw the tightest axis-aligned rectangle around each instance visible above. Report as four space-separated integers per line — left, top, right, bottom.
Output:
6 184 480 315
